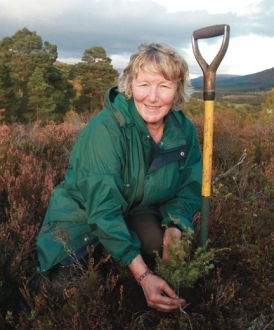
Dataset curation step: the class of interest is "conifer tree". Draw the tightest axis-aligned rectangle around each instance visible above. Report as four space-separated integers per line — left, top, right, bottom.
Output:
0 28 74 122
0 59 20 121
72 47 118 114
27 67 56 122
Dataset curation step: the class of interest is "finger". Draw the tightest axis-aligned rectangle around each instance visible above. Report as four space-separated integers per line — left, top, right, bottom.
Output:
162 249 170 261
161 283 180 299
156 293 185 307
156 302 181 312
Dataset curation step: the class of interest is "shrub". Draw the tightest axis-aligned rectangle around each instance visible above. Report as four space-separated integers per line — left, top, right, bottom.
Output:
155 223 215 290
1 114 274 329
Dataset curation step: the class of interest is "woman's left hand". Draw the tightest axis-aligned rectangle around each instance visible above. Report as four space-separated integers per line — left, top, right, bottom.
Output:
162 227 182 261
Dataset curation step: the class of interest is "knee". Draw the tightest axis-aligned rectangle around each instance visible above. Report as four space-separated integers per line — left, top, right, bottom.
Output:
141 231 163 259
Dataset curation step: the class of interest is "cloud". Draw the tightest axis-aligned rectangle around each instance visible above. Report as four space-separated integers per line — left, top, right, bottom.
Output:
109 54 131 72
0 0 273 76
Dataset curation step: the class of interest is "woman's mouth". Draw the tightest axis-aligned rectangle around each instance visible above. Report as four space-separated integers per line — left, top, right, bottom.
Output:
145 105 161 110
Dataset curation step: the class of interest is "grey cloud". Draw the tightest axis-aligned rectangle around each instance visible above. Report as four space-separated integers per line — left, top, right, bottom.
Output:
0 0 273 70
223 0 274 38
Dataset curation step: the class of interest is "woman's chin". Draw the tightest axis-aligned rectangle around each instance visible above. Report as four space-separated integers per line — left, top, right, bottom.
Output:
142 115 163 126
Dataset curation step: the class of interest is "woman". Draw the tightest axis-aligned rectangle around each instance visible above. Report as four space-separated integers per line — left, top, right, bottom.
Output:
35 42 202 312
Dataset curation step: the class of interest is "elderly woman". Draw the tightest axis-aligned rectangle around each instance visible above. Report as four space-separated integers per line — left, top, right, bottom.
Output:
35 42 202 312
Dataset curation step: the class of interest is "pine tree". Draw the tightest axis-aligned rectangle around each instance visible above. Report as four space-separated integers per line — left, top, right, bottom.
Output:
72 47 118 114
0 59 20 121
27 67 56 122
0 28 74 122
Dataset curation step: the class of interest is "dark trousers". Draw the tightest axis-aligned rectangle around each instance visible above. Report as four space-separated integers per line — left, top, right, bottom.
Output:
125 213 164 265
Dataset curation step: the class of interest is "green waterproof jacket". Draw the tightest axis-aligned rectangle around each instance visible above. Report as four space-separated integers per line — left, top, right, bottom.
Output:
37 87 202 272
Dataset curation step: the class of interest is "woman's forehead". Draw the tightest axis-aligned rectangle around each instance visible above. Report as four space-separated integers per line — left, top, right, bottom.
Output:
135 63 175 82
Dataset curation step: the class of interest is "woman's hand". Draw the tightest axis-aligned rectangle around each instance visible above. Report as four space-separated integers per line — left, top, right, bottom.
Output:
139 272 186 312
129 254 185 312
162 227 182 261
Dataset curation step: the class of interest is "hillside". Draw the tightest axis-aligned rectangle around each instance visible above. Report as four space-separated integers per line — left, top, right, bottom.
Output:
191 67 274 92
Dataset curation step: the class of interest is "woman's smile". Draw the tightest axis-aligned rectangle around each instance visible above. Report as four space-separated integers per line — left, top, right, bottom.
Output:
132 65 177 127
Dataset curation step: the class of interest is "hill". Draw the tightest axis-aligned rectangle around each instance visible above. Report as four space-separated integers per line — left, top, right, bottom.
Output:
191 67 274 92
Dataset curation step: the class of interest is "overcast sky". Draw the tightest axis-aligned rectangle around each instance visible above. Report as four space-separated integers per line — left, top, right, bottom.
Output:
0 0 273 78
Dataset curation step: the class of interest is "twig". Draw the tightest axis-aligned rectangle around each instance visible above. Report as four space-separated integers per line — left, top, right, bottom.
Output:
212 150 247 185
263 319 274 330
178 304 193 330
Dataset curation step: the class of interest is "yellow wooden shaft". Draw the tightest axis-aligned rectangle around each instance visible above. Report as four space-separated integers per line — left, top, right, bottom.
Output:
202 100 214 197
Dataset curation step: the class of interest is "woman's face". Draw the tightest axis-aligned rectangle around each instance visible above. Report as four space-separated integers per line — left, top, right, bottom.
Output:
131 65 177 126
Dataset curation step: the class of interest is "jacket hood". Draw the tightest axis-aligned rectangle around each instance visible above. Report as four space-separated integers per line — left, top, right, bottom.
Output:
104 86 153 132
104 86 129 127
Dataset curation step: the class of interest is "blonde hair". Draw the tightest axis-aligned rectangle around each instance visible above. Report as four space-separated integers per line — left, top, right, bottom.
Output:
118 42 192 109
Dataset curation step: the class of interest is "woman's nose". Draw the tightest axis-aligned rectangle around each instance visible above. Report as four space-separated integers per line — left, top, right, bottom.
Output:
147 87 158 102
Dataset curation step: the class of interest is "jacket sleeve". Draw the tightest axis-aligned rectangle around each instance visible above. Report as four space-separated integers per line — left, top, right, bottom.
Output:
160 117 202 232
70 115 141 266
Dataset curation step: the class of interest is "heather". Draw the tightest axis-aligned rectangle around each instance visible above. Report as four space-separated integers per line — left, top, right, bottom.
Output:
0 110 274 329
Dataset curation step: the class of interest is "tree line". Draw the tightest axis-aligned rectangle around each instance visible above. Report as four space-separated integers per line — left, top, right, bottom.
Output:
1 28 273 125
0 28 119 123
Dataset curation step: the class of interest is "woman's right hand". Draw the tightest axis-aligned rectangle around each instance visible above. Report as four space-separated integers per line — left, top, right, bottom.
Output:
128 254 185 312
139 272 186 312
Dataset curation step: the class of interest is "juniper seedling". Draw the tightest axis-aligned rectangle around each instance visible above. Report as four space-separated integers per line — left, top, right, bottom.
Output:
155 224 215 289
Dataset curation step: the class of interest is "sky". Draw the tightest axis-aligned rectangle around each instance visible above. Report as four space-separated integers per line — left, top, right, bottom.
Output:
0 0 273 78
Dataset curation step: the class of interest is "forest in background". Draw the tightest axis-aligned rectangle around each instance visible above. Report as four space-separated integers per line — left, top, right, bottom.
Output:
0 28 274 329
1 27 274 126
0 28 118 124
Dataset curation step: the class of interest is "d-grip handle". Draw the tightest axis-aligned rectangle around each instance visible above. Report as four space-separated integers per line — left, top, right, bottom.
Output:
192 24 230 98
193 24 227 40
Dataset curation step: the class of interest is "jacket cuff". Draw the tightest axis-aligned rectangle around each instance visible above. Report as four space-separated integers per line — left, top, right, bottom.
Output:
120 249 140 267
167 223 182 232
162 215 194 233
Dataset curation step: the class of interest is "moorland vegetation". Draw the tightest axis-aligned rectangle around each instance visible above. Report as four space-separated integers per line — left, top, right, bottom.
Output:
0 28 274 329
